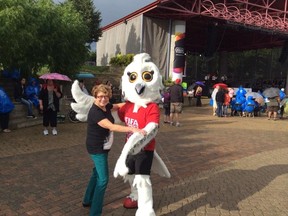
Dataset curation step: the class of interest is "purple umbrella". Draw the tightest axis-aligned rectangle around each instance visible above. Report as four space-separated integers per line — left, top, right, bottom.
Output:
39 72 72 81
195 81 205 86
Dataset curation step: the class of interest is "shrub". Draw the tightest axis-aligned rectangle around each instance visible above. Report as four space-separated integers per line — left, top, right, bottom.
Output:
109 53 134 67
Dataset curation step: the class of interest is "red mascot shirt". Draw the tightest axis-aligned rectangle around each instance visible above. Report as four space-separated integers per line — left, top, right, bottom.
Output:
118 101 160 151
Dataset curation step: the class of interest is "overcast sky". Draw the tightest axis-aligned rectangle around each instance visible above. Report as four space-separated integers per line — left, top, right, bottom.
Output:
94 0 155 26
53 0 155 50
54 0 155 26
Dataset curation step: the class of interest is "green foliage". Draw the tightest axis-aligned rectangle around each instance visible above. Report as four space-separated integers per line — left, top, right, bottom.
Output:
109 53 134 67
163 77 174 87
68 0 102 43
87 51 96 62
0 0 89 77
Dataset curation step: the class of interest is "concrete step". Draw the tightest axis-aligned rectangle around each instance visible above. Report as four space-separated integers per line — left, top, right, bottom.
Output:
10 117 43 129
9 103 42 129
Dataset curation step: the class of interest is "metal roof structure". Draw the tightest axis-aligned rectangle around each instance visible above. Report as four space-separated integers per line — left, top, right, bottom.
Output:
102 0 288 54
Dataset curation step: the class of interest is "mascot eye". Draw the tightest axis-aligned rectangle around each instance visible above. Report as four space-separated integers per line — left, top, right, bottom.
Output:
142 71 154 82
128 72 138 83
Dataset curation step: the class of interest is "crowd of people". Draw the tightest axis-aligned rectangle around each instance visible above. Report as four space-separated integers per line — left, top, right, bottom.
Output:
210 85 287 120
0 77 93 134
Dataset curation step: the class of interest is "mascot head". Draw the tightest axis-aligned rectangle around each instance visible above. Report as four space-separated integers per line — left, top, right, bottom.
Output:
121 53 164 108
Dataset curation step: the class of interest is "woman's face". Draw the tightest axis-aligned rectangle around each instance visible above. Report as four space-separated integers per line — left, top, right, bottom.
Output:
47 80 53 86
96 92 109 107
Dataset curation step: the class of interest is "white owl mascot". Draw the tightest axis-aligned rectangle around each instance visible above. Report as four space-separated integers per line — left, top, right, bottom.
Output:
71 53 170 216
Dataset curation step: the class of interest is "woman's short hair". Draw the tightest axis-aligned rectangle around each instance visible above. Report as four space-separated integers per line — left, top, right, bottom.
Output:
91 84 112 98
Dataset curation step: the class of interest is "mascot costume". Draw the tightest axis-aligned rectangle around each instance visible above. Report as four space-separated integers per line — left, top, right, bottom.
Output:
71 53 171 216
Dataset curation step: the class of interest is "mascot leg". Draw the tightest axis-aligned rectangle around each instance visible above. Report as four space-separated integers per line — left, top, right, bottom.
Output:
134 175 155 216
123 175 138 209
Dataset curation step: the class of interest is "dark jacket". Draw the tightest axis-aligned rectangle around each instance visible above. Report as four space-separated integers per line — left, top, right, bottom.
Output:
14 82 27 100
39 85 63 112
169 84 183 103
216 89 225 103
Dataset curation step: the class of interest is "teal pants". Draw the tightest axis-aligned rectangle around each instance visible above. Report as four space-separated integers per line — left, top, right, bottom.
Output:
83 153 109 216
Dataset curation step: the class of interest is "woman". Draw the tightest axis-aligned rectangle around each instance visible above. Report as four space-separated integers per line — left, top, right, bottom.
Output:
82 84 146 216
162 87 171 123
194 85 203 107
39 79 63 135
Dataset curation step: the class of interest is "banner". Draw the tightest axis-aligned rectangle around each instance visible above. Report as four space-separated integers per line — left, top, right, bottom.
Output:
172 21 186 82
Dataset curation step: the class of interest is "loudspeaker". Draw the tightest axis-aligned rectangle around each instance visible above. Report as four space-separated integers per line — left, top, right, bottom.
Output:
279 40 288 64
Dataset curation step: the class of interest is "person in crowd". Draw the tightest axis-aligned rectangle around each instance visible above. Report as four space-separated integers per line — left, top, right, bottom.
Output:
105 80 115 103
187 84 195 106
14 77 37 119
279 88 286 119
82 84 146 216
194 84 203 107
162 87 171 123
25 77 41 112
79 79 89 95
0 86 14 133
169 79 183 127
211 85 219 116
223 89 231 117
215 86 225 117
39 79 63 135
266 96 280 121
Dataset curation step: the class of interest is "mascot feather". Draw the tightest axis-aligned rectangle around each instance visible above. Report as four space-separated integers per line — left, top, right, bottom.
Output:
71 53 170 216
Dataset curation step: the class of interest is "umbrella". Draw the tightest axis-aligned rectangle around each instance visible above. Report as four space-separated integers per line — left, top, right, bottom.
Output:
262 87 280 98
195 81 205 86
39 72 71 81
75 72 95 79
246 92 264 105
245 92 263 99
213 83 227 88
280 97 288 107
188 81 205 91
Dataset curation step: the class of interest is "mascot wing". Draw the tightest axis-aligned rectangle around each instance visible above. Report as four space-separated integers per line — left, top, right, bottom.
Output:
152 151 171 178
114 122 170 178
71 80 94 122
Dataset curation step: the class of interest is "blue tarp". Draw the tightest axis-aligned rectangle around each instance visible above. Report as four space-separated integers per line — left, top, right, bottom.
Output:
0 87 14 113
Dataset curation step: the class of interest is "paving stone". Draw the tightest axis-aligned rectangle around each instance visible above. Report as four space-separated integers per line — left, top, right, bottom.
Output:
1 99 288 215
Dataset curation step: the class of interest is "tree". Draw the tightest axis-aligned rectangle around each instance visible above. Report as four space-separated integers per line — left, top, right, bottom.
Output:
0 0 89 77
68 0 102 43
48 1 89 75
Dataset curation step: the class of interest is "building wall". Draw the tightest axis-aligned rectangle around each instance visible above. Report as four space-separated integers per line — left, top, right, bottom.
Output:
96 15 142 66
96 15 171 79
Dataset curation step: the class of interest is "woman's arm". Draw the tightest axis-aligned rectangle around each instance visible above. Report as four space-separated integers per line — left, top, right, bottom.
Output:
98 118 146 135
112 102 125 111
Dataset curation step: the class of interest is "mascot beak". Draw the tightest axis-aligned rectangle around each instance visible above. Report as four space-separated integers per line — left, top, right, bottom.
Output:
135 83 145 95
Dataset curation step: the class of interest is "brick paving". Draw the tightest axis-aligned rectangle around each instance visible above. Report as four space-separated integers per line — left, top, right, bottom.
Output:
1 99 288 216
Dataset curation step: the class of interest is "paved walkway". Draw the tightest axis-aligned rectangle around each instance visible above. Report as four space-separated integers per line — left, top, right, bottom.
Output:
1 99 288 216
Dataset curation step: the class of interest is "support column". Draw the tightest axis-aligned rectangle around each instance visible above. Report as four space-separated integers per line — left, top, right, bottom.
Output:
170 21 186 81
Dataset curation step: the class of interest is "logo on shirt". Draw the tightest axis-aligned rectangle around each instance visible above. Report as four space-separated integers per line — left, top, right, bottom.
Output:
124 117 139 128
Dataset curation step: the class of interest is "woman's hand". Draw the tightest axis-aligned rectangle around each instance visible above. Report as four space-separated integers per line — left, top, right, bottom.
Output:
131 127 147 136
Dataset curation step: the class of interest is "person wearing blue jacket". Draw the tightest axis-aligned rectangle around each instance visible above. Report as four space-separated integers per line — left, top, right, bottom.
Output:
0 86 14 132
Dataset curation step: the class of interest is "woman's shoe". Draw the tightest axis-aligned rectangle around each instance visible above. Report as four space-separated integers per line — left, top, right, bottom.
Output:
82 203 90 208
3 129 11 133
